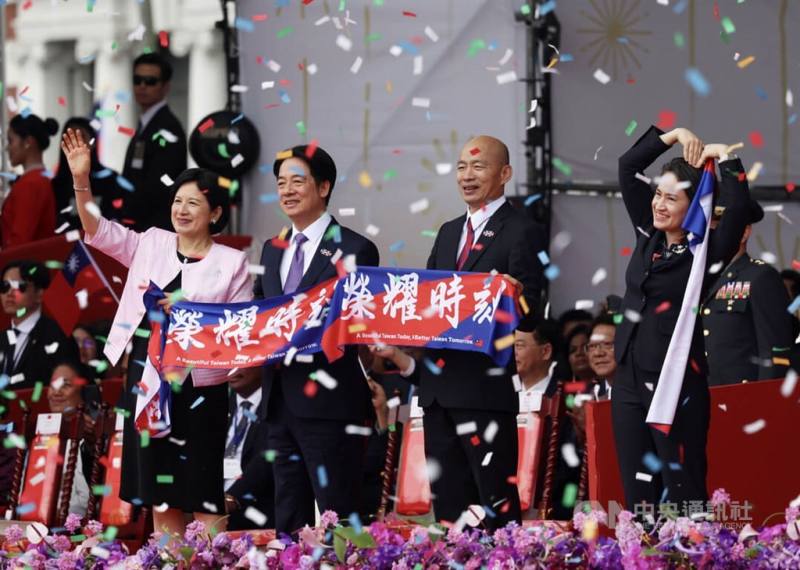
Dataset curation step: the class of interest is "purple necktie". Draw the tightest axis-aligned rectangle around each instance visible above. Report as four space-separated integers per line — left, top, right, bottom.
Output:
283 232 309 294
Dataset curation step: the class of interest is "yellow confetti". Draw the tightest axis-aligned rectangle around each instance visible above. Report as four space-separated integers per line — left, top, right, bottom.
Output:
519 296 530 315
582 519 599 542
737 56 755 69
348 323 367 334
773 357 790 367
493 334 515 351
278 226 290 240
276 149 293 160
546 56 559 69
358 171 373 188
385 80 393 94
217 176 232 189
746 161 763 182
725 142 744 154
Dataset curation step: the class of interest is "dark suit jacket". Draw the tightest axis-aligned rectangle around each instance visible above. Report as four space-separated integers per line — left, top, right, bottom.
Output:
227 390 275 530
122 104 187 232
614 126 750 373
418 201 546 412
702 253 794 385
0 313 78 390
254 217 380 422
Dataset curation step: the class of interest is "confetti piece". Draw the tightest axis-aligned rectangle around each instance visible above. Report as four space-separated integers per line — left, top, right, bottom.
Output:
625 120 638 136
561 482 578 507
350 56 363 74
748 131 764 148
561 443 580 468
365 224 380 236
140 431 150 448
190 396 205 409
317 465 329 488
358 171 373 188
424 26 439 42
685 67 710 96
493 334 514 351
244 506 267 526
593 69 611 85
456 421 477 435
234 17 255 32
336 34 353 51
412 97 430 108
737 55 755 69
345 425 372 436
635 472 653 482
496 71 517 85
552 158 572 176
409 198 430 214
743 418 766 434
781 370 798 398
198 118 214 133
746 162 763 182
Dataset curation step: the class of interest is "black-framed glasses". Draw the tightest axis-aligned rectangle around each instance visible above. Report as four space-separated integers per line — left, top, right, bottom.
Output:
133 74 161 87
585 341 615 353
0 280 28 294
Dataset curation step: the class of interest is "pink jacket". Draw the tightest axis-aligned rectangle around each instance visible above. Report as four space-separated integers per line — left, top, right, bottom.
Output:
85 217 253 386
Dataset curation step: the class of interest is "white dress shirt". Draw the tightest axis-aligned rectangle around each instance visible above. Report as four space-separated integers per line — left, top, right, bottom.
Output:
138 99 168 132
224 387 263 491
9 307 41 367
456 196 507 261
279 212 333 288
518 370 552 413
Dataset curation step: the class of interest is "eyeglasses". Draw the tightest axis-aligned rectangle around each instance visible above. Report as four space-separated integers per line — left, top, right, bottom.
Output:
0 280 28 294
133 74 161 87
585 341 615 353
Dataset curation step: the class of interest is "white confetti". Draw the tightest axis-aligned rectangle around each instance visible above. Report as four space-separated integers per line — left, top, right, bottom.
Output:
496 71 517 85
345 425 372 436
389 45 403 57
365 224 380 237
315 15 331 26
412 97 430 108
413 55 423 76
743 418 766 434
306 63 318 75
780 369 797 398
231 154 244 168
90 547 110 560
624 309 641 323
336 34 353 51
156 129 178 143
244 506 267 526
759 251 777 265
456 421 477 435
635 172 652 184
230 84 249 93
481 452 493 466
498 49 513 66
591 268 607 286
267 60 281 73
635 472 653 482
28 472 46 486
261 81 275 90
561 443 580 468
409 198 430 214
314 369 338 390
787 89 794 108
81 81 95 92
575 300 595 311
435 163 452 175
247 264 265 275
201 502 218 513
483 420 498 443
593 68 611 84
709 261 724 274
44 342 59 355
86 202 101 219
160 174 174 186
594 146 603 160
75 289 89 309
350 56 363 74
424 26 439 42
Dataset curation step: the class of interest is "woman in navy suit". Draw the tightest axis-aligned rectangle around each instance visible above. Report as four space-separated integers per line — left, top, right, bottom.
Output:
613 126 750 517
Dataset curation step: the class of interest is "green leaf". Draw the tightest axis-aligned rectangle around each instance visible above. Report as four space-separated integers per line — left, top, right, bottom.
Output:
333 533 346 563
350 531 375 549
179 546 194 561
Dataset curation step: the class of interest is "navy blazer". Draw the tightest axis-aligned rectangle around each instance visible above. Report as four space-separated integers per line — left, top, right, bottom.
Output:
614 126 750 374
418 201 546 412
253 217 380 421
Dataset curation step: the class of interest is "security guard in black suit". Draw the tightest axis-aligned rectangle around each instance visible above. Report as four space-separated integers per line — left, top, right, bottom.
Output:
701 200 795 385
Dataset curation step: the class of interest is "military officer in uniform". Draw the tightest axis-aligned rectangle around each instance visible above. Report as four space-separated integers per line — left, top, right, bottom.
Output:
702 199 795 386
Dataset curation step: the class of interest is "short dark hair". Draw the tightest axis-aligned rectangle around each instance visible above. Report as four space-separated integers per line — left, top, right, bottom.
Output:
661 157 702 201
273 145 337 206
557 309 593 330
133 52 173 83
50 358 101 405
9 113 59 151
169 168 230 234
590 313 617 336
517 317 562 353
565 323 591 349
1 259 50 290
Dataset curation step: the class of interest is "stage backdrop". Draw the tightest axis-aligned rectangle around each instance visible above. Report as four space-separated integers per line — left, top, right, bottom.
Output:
238 0 529 266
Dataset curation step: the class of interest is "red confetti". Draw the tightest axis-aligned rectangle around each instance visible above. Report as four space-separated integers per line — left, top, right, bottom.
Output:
469 147 480 155
271 238 290 250
737 172 747 182
713 0 720 20
410 36 425 45
402 10 417 17
563 381 588 394
158 31 169 48
57 96 67 107
252 14 269 21
198 118 215 133
786 182 796 193
506 475 518 485
392 149 403 155
655 301 671 314
620 246 632 256
493 310 514 324
279 79 292 87
500 501 510 513
469 435 480 446
435 358 445 369
625 74 636 85
656 109 676 131
748 131 764 148
689 358 701 374
302 0 315 4
305 139 319 159
256 56 264 65
117 126 135 137
303 380 318 398
264 104 281 110
21 0 32 9
791 259 800 270
137 381 149 394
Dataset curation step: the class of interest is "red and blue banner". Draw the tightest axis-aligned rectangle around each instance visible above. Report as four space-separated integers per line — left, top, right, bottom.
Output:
145 267 521 373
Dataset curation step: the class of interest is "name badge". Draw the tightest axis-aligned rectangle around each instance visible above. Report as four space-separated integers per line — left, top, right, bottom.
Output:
518 391 542 413
223 457 243 480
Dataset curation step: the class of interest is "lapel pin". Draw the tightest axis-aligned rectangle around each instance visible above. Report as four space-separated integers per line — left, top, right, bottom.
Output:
482 230 495 238
320 248 333 257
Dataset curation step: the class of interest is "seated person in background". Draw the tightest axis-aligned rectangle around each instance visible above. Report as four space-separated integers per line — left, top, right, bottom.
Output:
1 260 78 389
561 324 594 382
358 346 418 519
557 309 593 340
72 325 99 367
47 360 102 518
224 367 274 531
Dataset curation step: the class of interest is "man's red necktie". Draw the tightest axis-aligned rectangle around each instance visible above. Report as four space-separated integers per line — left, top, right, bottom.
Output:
456 219 474 270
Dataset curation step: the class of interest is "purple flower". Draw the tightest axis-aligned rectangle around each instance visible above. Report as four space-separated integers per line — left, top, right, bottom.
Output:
50 534 72 553
786 506 799 525
710 488 731 508
614 511 644 557
184 519 206 542
319 510 339 528
3 524 24 543
84 519 103 537
64 513 82 533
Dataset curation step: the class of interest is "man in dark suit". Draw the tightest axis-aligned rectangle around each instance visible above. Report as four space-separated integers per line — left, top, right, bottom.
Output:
122 52 187 231
418 136 545 529
223 367 275 530
253 144 379 535
1 260 78 390
702 200 794 385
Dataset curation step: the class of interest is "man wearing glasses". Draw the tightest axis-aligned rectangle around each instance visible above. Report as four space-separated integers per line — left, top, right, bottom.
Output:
0 260 77 390
122 52 187 231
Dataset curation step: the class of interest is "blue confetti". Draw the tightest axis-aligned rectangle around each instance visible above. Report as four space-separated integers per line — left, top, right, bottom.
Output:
423 358 442 375
289 453 302 461
539 0 556 15
280 90 291 104
0 375 7 390
487 41 498 51
483 504 496 518
20 107 32 118
668 462 682 471
242 408 258 422
234 17 255 32
672 0 688 14
349 512 363 533
258 164 272 174
0 172 16 180
524 194 542 206
789 113 797 125
231 113 244 125
389 240 405 253
617 37 629 44
276 0 290 6
116 175 134 192
559 53 574 62
537 250 550 265
317 465 329 488
643 452 662 473
79 54 96 64
544 265 560 280
42 169 54 179
93 168 113 179
312 546 324 561
755 86 768 101
16 502 35 515
788 296 800 314
259 193 279 204
684 67 710 97
190 396 205 410
397 41 420 55
147 310 165 324
114 90 131 104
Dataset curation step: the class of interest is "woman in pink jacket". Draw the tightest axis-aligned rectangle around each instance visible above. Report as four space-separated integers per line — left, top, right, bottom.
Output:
61 129 252 534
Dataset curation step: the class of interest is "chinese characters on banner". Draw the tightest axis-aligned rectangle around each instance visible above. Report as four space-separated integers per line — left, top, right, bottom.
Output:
145 267 521 372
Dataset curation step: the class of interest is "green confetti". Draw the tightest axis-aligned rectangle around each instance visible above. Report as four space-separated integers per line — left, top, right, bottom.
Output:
94 109 116 118
613 314 624 325
277 26 294 39
140 430 150 448
168 289 185 303
142 47 153 55
296 121 307 135
338 0 346 10
71 533 87 542
565 393 576 410
467 39 486 58
373 0 384 5
264 449 277 462
625 119 638 136
156 474 174 484
520 4 532 15
31 382 43 403
217 143 231 159
721 17 736 34
92 360 110 374
15 308 26 319
104 526 118 541
133 328 150 339
92 484 112 496
674 32 685 48
111 41 118 50
383 169 397 180
1 391 16 401
562 482 578 507
366 33 382 43
388 423 397 432
552 157 573 177
229 180 240 198
421 230 438 238
114 407 130 418
44 260 64 269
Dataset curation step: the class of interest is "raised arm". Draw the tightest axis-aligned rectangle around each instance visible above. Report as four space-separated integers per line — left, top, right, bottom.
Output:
618 126 703 231
61 129 99 237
